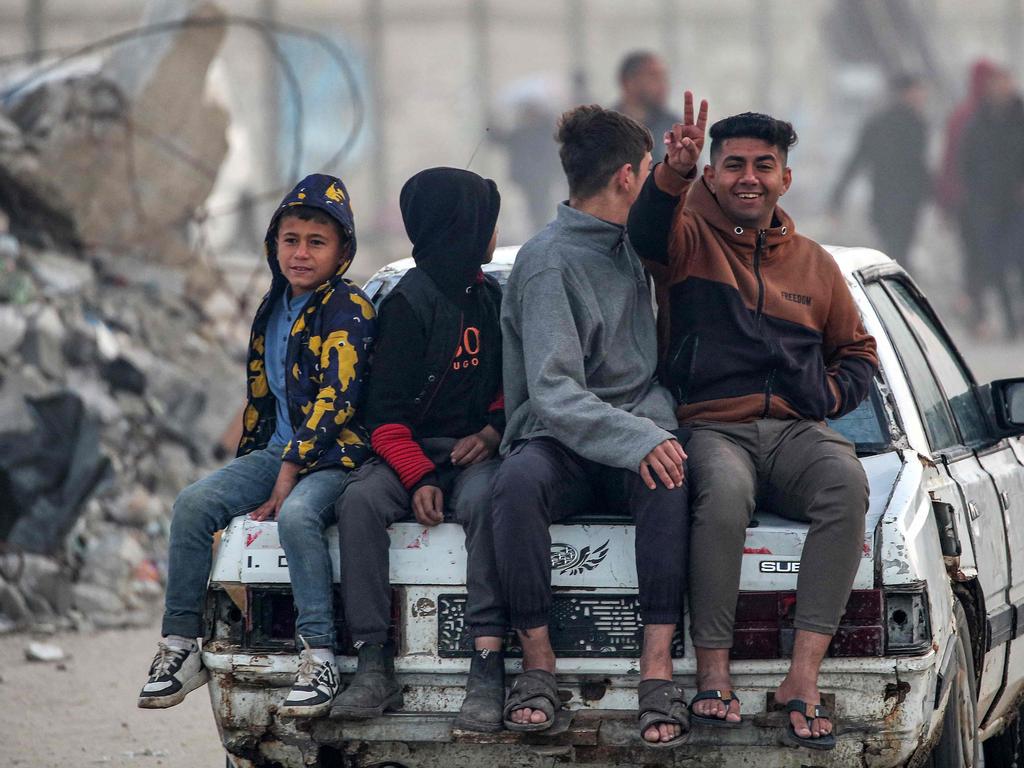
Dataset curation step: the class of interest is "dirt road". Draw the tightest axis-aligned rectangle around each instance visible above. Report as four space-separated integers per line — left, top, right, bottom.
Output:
0 623 224 767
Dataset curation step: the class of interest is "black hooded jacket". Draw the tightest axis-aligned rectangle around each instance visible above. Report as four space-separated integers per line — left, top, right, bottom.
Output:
365 167 504 491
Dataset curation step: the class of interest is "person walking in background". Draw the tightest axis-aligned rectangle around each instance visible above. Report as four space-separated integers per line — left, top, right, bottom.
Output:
488 100 563 235
830 74 931 271
937 60 1001 333
614 51 680 163
959 65 1024 339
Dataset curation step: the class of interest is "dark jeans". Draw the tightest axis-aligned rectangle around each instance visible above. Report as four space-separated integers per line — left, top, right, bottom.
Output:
491 437 689 631
336 439 506 644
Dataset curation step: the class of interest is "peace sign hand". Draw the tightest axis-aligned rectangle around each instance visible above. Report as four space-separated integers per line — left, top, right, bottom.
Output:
663 91 709 178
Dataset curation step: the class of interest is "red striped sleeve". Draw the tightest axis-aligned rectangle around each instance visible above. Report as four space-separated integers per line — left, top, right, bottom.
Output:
370 423 435 490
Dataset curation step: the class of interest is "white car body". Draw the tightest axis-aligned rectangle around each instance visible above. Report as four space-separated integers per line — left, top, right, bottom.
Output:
208 246 1024 767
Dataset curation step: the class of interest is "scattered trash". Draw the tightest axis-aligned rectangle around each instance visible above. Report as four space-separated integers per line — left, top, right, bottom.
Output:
24 640 66 662
121 749 169 759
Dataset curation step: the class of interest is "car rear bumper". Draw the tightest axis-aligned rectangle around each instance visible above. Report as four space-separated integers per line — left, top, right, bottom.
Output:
207 649 941 768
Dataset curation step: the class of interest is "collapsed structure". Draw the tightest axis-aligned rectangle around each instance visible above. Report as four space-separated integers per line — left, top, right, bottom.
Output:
0 2 246 634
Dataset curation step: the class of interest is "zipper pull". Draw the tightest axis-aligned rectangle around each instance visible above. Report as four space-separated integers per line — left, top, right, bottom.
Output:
756 230 767 254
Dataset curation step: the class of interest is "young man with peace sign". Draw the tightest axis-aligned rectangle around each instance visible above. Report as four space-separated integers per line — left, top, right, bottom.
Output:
628 94 878 751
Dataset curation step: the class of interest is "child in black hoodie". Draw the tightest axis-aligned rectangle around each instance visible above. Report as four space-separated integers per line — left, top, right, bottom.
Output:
334 168 507 731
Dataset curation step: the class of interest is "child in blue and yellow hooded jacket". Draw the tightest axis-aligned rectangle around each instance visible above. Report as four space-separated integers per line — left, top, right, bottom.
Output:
138 174 375 718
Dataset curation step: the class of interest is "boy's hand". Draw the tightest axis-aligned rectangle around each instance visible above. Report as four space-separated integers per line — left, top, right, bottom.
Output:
450 425 501 466
657 91 708 193
639 439 687 491
412 485 444 526
250 461 301 521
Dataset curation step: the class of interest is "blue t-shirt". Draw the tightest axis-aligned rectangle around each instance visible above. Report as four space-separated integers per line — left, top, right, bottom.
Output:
265 289 312 450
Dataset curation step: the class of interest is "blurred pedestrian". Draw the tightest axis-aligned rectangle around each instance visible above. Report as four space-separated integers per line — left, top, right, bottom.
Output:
613 51 680 162
937 60 1001 333
830 74 931 270
489 100 562 234
960 66 1024 338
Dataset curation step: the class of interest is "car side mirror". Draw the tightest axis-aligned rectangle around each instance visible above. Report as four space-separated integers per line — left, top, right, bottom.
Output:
986 378 1024 435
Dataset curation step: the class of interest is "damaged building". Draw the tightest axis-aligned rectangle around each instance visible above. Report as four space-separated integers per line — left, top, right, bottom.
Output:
0 2 244 636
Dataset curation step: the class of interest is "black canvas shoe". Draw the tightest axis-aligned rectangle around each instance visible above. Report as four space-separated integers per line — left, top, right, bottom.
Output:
278 642 341 717
137 641 209 709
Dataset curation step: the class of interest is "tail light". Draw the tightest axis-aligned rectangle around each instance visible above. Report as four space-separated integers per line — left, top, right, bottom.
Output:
206 585 400 654
731 583 929 659
883 583 931 655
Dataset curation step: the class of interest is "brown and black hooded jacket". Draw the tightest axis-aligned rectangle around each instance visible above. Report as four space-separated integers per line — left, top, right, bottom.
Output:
628 168 878 424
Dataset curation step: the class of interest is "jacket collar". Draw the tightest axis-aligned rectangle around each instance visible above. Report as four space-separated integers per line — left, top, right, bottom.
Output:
555 201 627 252
685 178 794 259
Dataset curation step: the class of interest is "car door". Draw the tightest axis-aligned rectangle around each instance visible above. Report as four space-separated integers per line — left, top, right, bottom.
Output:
883 278 1024 724
862 277 1010 720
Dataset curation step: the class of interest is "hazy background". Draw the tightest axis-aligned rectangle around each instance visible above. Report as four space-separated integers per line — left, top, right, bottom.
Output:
2 0 1021 283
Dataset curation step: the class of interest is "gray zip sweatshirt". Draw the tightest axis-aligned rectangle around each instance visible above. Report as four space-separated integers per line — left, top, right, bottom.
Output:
500 202 678 472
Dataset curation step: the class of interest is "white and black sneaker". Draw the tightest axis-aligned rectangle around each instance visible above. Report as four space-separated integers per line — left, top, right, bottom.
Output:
137 640 209 709
278 643 341 718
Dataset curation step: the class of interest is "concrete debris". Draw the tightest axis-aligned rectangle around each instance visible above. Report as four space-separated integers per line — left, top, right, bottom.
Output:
21 304 65 378
0 3 245 636
24 641 66 662
0 577 32 624
28 251 95 296
0 304 27 357
5 3 229 266
72 582 127 616
101 356 147 395
0 233 241 631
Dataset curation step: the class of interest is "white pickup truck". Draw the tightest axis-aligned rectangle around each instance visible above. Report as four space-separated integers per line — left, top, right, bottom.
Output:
208 246 1024 768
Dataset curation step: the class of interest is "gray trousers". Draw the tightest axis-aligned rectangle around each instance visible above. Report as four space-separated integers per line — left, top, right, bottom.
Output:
685 419 868 647
336 439 506 644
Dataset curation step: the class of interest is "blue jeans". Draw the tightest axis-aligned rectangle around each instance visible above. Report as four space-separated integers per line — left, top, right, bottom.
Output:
161 447 348 648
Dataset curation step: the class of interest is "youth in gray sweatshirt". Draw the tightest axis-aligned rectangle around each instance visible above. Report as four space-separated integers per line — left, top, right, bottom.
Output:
501 202 679 472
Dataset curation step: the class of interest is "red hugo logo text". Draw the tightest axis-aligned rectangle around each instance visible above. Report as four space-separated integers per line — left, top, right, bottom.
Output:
453 327 481 370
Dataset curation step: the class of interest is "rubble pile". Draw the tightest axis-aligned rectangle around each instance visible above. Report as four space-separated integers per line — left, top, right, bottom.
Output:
0 228 245 634
0 0 244 635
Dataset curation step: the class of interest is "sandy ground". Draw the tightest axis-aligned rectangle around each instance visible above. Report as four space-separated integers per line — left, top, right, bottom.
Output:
0 623 224 768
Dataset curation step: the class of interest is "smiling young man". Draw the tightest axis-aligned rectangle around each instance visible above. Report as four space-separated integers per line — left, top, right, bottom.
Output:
138 174 376 718
628 98 878 751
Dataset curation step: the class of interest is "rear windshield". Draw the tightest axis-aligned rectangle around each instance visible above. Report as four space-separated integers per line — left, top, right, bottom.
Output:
826 384 891 454
363 266 892 455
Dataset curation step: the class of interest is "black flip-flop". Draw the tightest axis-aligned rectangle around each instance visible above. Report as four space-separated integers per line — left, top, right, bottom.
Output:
502 669 559 732
781 699 837 750
689 688 743 728
637 679 690 749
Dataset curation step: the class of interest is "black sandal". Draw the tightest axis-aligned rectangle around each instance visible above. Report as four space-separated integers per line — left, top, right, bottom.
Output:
502 669 559 732
689 688 743 728
781 699 837 751
637 679 690 749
